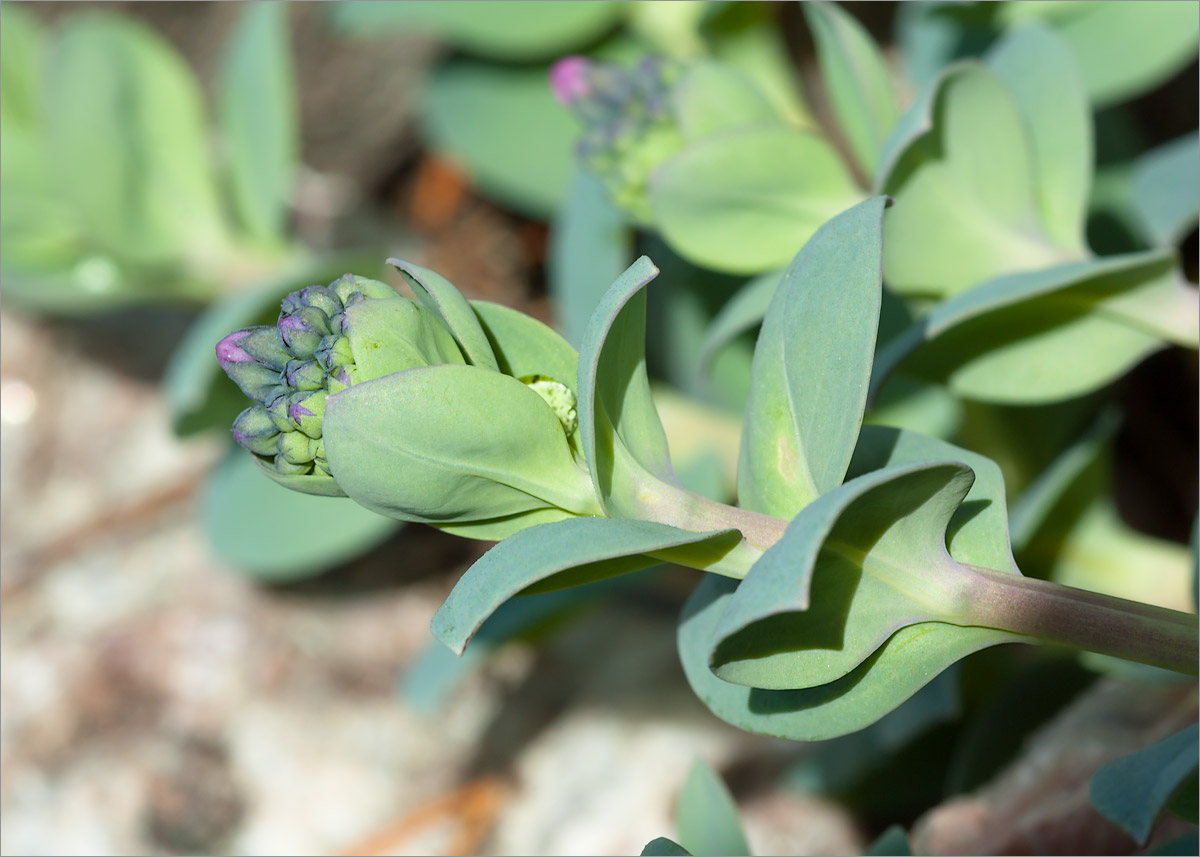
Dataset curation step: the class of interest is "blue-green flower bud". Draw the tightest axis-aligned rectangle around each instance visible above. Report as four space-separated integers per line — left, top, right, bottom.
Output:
278 429 321 466
231 405 280 456
284 359 326 392
286 390 326 439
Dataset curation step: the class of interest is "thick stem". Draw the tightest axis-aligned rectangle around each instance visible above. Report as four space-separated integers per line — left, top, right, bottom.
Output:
963 566 1199 676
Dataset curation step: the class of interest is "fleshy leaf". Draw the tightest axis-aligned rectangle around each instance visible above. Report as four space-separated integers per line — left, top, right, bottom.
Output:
803 1 899 179
1131 132 1200 248
641 838 692 857
676 760 751 857
670 61 781 141
698 269 781 375
431 517 740 655
871 250 1199 405
1090 725 1200 844
548 169 631 349
324 364 600 529
578 256 678 514
202 448 398 581
713 461 996 689
986 25 1091 254
879 63 1074 298
678 575 1024 742
738 197 888 518
218 1 296 244
650 127 861 274
387 258 499 371
864 825 911 856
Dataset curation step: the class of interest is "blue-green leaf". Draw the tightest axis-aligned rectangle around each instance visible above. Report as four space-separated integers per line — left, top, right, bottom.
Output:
871 250 1199 404
578 256 678 513
218 2 297 244
879 63 1075 298
1090 725 1200 844
432 517 739 655
864 825 911 856
331 1 623 61
549 170 631 348
670 61 781 141
388 258 499 371
698 269 781 375
650 127 862 275
202 448 398 581
676 760 751 857
1131 132 1200 248
803 1 899 179
986 26 1091 254
738 197 887 519
421 60 576 217
642 837 692 857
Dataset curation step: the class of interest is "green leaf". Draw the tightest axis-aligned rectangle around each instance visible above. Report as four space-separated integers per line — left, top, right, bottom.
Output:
421 60 576 217
1131 132 1200 248
332 0 623 61
431 517 740 655
676 760 751 857
324 364 601 531
872 250 1199 405
864 825 911 856
642 838 693 857
1145 832 1200 856
738 197 887 518
46 14 229 265
678 575 1022 742
880 63 1074 298
698 269 781 374
1090 725 1200 844
1048 1 1200 107
202 448 398 581
670 61 781 141
712 461 1011 690
803 1 899 179
388 258 499 371
650 127 861 274
218 2 297 244
578 256 678 514
987 26 1091 254
549 169 631 348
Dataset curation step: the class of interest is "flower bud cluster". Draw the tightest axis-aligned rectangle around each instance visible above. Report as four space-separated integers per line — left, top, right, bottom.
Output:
216 275 397 480
551 56 683 222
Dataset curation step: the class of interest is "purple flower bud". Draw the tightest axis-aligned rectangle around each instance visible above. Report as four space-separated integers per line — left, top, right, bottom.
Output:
287 390 326 439
231 405 281 455
278 313 324 361
551 56 592 106
217 332 284 401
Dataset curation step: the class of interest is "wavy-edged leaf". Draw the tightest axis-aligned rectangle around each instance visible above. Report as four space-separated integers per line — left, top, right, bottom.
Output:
714 461 1001 690
46 13 228 264
679 575 1024 742
218 1 297 244
549 169 631 348
1131 132 1200 248
1090 725 1200 844
325 364 601 531
804 1 899 179
202 448 398 581
650 127 861 275
331 0 622 61
738 197 887 519
986 25 1091 254
871 250 1199 404
676 760 750 857
421 60 575 217
578 256 677 513
432 517 739 655
388 258 498 370
880 63 1074 298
